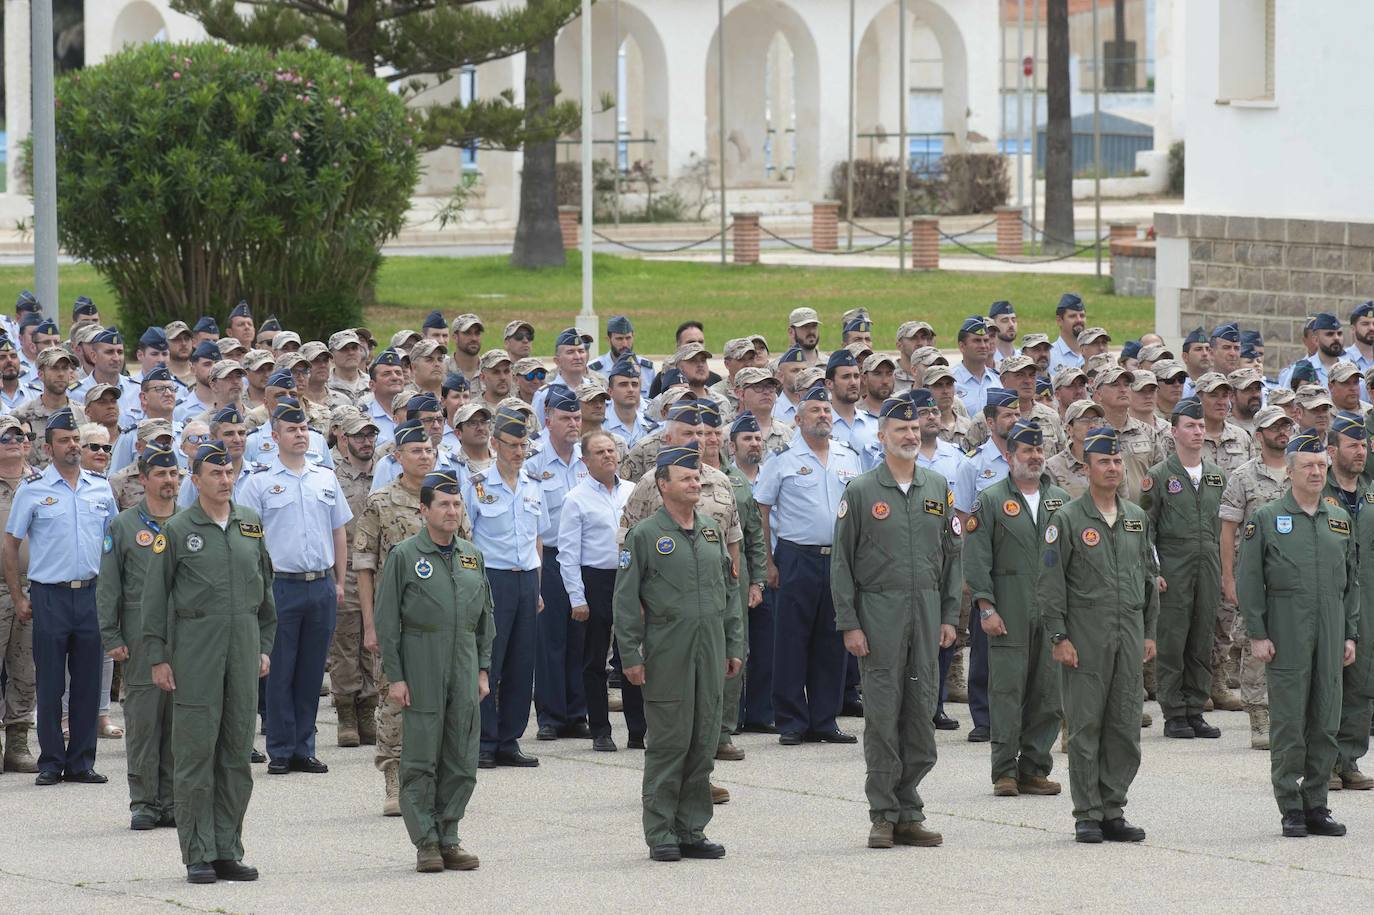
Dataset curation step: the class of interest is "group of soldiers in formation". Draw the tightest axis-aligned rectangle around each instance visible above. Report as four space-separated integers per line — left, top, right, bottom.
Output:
1 289 1371 880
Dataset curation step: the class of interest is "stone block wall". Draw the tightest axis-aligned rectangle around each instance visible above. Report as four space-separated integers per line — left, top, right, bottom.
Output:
1111 238 1156 297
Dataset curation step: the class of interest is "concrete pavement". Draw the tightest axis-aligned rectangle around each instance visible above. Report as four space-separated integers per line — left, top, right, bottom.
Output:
2 691 1369 913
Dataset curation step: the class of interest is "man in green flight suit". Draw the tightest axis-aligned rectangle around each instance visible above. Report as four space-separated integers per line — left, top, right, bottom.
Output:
1038 426 1158 844
1239 427 1358 837
98 443 181 831
831 390 961 850
613 442 744 862
375 469 494 874
143 440 277 885
1324 411 1374 791
965 418 1068 798
1140 396 1226 740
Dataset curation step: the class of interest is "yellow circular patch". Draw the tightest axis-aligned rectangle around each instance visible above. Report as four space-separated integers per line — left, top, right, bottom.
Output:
151 534 167 555
966 516 979 533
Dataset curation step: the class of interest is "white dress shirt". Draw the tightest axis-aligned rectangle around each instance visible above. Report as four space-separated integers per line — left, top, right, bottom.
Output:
556 474 634 607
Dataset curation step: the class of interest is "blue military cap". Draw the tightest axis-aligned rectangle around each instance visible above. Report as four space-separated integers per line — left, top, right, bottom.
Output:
141 365 173 387
138 326 168 349
193 316 219 335
229 300 252 320
1351 302 1374 322
697 399 723 428
730 412 761 436
1035 375 1052 399
825 348 858 376
0 336 15 353
191 340 221 362
17 314 41 332
259 315 282 333
1056 293 1084 314
657 443 701 470
989 300 1015 318
665 401 702 425
958 316 989 340
878 396 916 420
1309 312 1341 332
72 295 97 318
422 469 463 495
1287 428 1326 454
778 346 807 365
984 387 1019 412
1331 411 1368 441
15 290 39 313
608 357 640 380
493 405 529 439
442 371 470 393
1082 427 1120 455
1007 419 1043 448
193 440 232 470
371 348 404 370
139 443 179 469
800 384 830 403
46 408 78 432
1240 343 1262 361
405 392 442 418
1121 340 1142 361
271 397 307 424
423 309 446 330
555 327 591 348
34 318 58 337
659 367 685 389
1172 396 1204 420
1290 360 1319 386
266 368 297 389
1240 329 1264 348
213 404 244 426
607 315 634 336
1181 327 1207 350
92 326 124 346
843 317 873 334
1210 322 1240 342
907 387 936 410
543 384 580 415
394 419 429 446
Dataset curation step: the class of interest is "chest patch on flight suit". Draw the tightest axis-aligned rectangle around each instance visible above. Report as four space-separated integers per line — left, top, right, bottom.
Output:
102 534 113 554
872 502 891 520
185 533 204 553
152 534 167 554
135 530 154 547
1276 516 1293 534
1081 527 1101 547
1044 499 1064 512
1204 473 1224 487
836 499 848 519
1365 493 1374 505
1245 521 1257 540
460 554 479 570
951 516 962 537
923 499 944 516
1330 518 1351 535
966 516 979 533
1140 476 1153 492
1045 524 1059 544
656 537 675 555
1002 500 1020 517
1123 519 1144 532
238 522 263 538
415 559 433 579
702 527 720 543
1167 477 1183 495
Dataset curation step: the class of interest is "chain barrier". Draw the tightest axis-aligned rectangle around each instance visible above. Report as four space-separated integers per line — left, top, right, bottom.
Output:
589 225 731 254
937 227 1108 264
757 224 901 256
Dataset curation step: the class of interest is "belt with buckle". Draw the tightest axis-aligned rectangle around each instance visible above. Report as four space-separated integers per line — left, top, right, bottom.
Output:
779 540 831 557
36 579 96 590
276 570 333 582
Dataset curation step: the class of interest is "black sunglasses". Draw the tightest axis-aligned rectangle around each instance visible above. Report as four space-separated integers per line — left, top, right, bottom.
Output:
84 443 113 454
508 332 533 343
0 432 33 444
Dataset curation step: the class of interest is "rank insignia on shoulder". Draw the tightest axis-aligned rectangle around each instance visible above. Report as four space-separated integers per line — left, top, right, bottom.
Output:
702 527 720 543
23 471 41 483
238 522 263 538
923 499 944 516
1044 499 1064 511
1330 518 1351 535
1325 496 1339 508
1244 521 1257 540
618 549 631 570
1123 519 1143 532
1204 473 1224 487
460 554 479 570
415 559 433 579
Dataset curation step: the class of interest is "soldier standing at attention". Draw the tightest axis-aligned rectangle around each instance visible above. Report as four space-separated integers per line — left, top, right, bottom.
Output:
375 470 493 873
1038 427 1158 844
143 441 277 884
1141 397 1226 740
832 392 960 849
98 444 181 830
1238 429 1358 838
613 443 743 862
965 419 1068 798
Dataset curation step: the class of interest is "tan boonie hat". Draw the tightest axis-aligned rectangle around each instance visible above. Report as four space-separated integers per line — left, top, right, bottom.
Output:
1254 405 1294 429
1266 387 1297 406
163 320 192 340
1226 368 1265 390
1077 327 1111 345
673 342 712 363
1064 399 1106 424
863 353 898 373
136 418 175 441
845 341 874 361
796 366 825 391
896 320 934 341
734 366 781 389
1129 370 1158 391
479 349 512 370
1137 342 1174 363
788 307 821 327
299 341 330 362
409 338 446 361
340 408 379 435
216 337 247 357
749 334 770 352
0 414 26 436
83 382 121 405
330 403 364 427
210 360 247 382
1020 332 1051 350
723 338 756 362
1297 385 1334 410
1092 365 1134 389
512 357 545 376
450 314 483 333
503 320 535 339
922 364 956 386
1327 360 1361 384
1052 365 1088 389
271 331 302 352
998 354 1036 375
454 402 493 425
37 346 78 369
392 388 420 414
275 351 309 372
390 329 421 349
1194 372 1232 394
328 329 361 351
911 346 948 369
1151 358 1187 381
1084 353 1116 376
242 349 275 371
576 381 609 402
71 323 102 346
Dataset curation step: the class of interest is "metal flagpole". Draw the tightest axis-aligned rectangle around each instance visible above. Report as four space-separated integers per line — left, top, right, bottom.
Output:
1091 0 1103 277
898 0 907 274
846 0 855 250
1016 0 1025 218
718 0 728 266
1030 0 1040 253
613 0 621 227
31 0 58 319
578 0 597 339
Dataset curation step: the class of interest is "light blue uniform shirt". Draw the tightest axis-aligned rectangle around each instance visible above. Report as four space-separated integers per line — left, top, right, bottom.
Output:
524 441 587 540
462 467 546 572
772 395 799 425
953 362 1001 417
173 388 212 424
603 408 656 447
831 407 879 462
72 373 141 417
0 384 29 412
917 438 978 513
366 398 397 443
368 445 464 494
237 458 353 573
754 436 862 546
589 353 656 392
1048 337 1085 373
243 426 334 468
968 439 1011 494
176 463 256 509
5 465 117 583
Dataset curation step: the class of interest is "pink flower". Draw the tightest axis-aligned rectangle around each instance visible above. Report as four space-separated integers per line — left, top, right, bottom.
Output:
292 131 301 140
280 154 288 163
172 71 181 79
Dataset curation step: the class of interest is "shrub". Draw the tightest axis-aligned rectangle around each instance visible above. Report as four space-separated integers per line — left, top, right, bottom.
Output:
1167 140 1185 197
828 159 947 219
37 41 419 339
942 154 1010 214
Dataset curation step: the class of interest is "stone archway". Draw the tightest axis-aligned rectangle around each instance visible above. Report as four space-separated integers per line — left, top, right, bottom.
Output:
110 0 167 50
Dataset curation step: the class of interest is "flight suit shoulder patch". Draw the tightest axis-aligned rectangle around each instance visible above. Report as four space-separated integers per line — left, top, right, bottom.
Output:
618 549 632 570
923 499 944 516
1330 518 1351 535
1244 521 1257 540
102 533 113 554
238 521 263 538
837 499 848 519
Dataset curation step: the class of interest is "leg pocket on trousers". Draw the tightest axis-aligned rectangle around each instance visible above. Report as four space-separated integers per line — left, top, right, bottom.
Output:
643 698 686 751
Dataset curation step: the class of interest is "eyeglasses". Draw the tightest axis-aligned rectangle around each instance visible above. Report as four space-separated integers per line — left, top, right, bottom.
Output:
508 332 533 343
521 370 547 381
0 432 33 444
84 443 113 454
186 434 210 445
146 385 177 395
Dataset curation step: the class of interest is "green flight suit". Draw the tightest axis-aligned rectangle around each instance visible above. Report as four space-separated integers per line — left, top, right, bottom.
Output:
141 502 276 867
720 462 766 745
375 530 494 850
831 464 962 825
1238 492 1358 815
1320 476 1374 779
98 500 176 821
965 475 1069 784
1038 494 1159 823
1139 455 1225 719
613 506 743 848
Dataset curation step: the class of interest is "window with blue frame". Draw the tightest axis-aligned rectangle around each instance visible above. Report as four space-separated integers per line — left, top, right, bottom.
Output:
459 66 478 169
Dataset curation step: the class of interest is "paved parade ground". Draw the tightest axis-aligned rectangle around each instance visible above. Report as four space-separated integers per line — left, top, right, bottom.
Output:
3 693 1371 914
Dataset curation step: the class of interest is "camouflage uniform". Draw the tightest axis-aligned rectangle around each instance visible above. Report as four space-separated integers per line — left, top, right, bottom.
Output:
108 462 147 511
1114 416 1165 500
938 412 976 453
12 398 85 468
330 449 379 741
619 428 667 482
0 470 35 766
965 403 1068 458
1046 449 1133 503
328 371 372 404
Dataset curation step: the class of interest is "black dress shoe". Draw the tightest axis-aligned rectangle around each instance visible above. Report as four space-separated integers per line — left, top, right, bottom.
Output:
250 748 266 764
779 731 804 746
289 756 329 774
806 729 857 744
1305 807 1347 837
211 859 259 881
560 721 592 739
1163 717 1195 739
967 726 990 743
494 749 540 767
679 838 726 859
1074 819 1104 843
649 843 682 862
536 725 559 741
740 722 779 734
1281 810 1308 837
933 711 960 731
186 862 217 884
841 700 865 718
63 769 108 784
130 814 158 831
266 758 291 775
592 735 618 752
34 770 61 786
1101 817 1146 842
1187 714 1221 739
478 750 496 769
626 736 646 750
158 812 177 828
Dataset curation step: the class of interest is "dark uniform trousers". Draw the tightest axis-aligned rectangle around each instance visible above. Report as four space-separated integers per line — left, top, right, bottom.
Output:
535 546 587 730
741 585 777 728
580 566 617 739
481 569 538 753
772 540 844 736
32 582 101 775
968 623 991 729
266 576 337 761
610 639 646 741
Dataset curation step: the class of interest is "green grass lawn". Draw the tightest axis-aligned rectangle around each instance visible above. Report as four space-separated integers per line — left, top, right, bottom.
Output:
938 241 1101 260
0 253 1153 356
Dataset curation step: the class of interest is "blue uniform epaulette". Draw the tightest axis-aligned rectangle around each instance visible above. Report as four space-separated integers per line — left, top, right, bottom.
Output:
468 470 487 484
776 443 792 454
638 357 654 369
250 463 270 473
964 447 978 458
22 470 41 483
832 438 859 454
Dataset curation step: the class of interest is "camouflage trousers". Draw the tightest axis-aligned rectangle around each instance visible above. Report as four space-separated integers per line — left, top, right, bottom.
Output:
327 609 378 700
1212 600 1239 669
0 595 35 726
373 667 404 772
1235 621 1268 708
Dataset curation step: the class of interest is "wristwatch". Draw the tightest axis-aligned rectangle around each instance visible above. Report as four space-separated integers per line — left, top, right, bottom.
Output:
978 607 996 621
1050 632 1070 645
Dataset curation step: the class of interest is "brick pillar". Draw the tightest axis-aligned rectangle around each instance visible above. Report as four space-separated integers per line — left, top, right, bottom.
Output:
911 217 939 270
558 206 580 250
812 200 840 252
994 206 1023 257
1109 222 1138 244
732 212 761 265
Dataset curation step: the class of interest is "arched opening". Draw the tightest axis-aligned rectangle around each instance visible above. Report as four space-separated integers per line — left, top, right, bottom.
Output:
111 0 167 50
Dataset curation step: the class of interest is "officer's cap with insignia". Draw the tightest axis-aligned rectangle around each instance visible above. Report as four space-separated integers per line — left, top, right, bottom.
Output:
271 397 307 424
139 443 179 470
1309 312 1341 332
72 295 98 319
493 405 529 439
665 400 702 425
191 340 220 362
989 300 1015 318
878 395 916 421
15 289 40 314
421 470 462 499
544 383 580 416
607 315 634 336
371 348 405 371
843 316 873 334
34 318 59 337
141 365 173 388
46 408 78 433
983 387 1019 416
442 371 470 394
1330 411 1368 442
0 335 15 353
1082 426 1120 455
906 387 936 410
1351 301 1374 322
422 310 446 331
1171 396 1204 421
1007 419 1043 448
659 367 685 389
266 368 296 390
825 348 858 378
259 315 282 333
1210 322 1240 342
1287 428 1326 454
696 399 723 428
1056 293 1085 314
394 418 429 447
138 326 168 350
957 316 989 341
608 357 640 380
192 440 232 471
1181 326 1208 351
657 442 701 470
405 392 442 418
555 327 592 349
730 411 761 437
193 316 219 335
795 383 827 404
778 346 807 365
1035 375 1053 398
229 300 253 320
213 404 245 426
